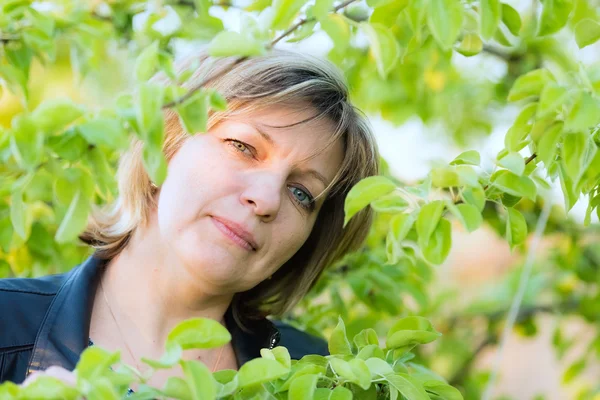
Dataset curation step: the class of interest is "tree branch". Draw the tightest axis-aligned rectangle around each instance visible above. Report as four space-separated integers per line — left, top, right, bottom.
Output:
481 45 525 63
163 0 360 108
271 0 358 47
446 299 579 387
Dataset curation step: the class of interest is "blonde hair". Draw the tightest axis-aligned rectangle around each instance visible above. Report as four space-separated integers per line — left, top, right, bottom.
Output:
80 49 379 324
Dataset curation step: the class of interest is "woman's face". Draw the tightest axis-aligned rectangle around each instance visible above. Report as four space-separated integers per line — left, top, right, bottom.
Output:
155 105 344 294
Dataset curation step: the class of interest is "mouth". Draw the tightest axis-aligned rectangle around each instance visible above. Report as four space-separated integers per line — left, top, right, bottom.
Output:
210 216 258 252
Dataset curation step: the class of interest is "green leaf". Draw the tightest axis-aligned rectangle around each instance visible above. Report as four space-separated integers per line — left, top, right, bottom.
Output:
135 41 159 82
506 207 527 249
78 117 129 150
456 33 483 57
386 213 415 264
416 200 445 246
77 346 121 380
329 317 353 355
455 166 480 187
30 98 84 134
505 102 537 151
162 377 192 399
480 0 501 40
142 343 183 369
421 217 452 265
213 370 238 397
507 69 554 102
289 374 318 400
19 376 79 400
389 212 415 243
313 0 335 19
47 129 87 161
427 0 464 50
208 31 265 57
10 190 27 240
492 171 537 200
357 345 385 361
55 190 91 244
447 203 482 233
461 185 486 211
537 83 568 118
320 14 351 54
344 176 396 226
431 167 459 188
10 116 44 170
314 386 353 400
562 131 597 186
177 91 209 134
86 378 120 400
371 193 409 213
498 152 525 175
271 0 308 30
538 0 574 36
574 18 600 49
558 160 578 211
537 121 563 166
501 3 521 36
166 318 231 350
421 380 464 400
385 373 429 400
563 359 586 384
365 357 394 378
181 360 217 400
136 83 164 144
287 20 317 42
260 347 291 369
0 63 28 102
245 0 271 11
450 150 481 165
353 329 379 350
237 358 290 388
348 358 371 390
565 91 600 133
208 90 227 111
142 145 168 186
361 23 400 78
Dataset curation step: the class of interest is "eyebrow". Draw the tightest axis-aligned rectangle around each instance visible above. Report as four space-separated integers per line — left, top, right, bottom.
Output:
249 122 331 189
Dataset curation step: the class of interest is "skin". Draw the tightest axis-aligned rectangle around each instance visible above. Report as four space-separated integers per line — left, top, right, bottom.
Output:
27 105 344 388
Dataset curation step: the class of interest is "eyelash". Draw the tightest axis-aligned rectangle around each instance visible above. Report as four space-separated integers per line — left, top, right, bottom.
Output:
225 138 315 212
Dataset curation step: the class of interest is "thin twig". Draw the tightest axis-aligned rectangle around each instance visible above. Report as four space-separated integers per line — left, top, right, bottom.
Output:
271 0 358 47
162 56 247 108
163 0 359 108
525 153 537 164
482 153 537 192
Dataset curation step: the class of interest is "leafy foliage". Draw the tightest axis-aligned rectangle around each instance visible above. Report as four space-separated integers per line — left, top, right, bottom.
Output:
1 0 600 398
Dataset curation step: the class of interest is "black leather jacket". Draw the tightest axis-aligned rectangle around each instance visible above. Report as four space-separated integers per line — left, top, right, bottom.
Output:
0 253 328 384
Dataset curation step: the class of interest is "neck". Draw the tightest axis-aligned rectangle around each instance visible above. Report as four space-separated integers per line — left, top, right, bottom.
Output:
99 216 234 350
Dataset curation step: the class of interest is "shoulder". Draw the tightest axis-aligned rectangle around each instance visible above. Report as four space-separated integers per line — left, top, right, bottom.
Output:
0 273 67 350
272 320 329 359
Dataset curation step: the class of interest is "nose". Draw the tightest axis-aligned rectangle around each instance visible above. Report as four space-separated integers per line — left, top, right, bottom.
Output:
240 170 284 222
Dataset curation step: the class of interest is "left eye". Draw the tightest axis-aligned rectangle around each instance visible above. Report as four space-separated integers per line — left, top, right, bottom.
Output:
288 186 313 208
231 140 249 153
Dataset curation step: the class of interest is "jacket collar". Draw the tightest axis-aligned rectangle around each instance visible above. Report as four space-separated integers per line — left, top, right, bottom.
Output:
27 253 280 375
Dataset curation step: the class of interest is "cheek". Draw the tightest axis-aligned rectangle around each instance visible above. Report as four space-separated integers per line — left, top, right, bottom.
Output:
267 215 316 268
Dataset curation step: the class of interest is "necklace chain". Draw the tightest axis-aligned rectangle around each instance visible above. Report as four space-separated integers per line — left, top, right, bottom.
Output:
99 276 226 374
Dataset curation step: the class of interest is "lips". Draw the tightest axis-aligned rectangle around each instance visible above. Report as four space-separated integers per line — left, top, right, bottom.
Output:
210 216 258 251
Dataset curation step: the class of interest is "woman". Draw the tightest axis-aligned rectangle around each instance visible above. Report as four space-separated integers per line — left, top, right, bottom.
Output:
0 50 379 388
